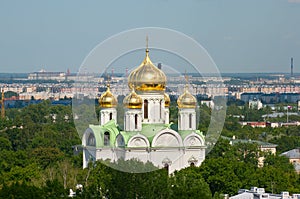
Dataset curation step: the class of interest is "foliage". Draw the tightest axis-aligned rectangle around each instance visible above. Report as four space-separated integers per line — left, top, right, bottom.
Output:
170 167 211 199
0 99 299 197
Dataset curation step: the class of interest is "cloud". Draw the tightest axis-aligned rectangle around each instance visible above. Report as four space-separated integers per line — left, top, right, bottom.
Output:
288 0 300 3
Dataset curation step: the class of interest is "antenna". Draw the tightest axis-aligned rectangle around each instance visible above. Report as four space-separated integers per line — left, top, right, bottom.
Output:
291 57 294 78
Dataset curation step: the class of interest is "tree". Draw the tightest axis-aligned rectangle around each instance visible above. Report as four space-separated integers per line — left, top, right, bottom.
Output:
170 167 212 199
0 137 12 151
0 182 43 199
199 157 242 195
31 147 64 169
43 179 67 198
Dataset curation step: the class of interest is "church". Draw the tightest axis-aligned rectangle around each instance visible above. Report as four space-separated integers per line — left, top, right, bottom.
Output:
82 44 206 173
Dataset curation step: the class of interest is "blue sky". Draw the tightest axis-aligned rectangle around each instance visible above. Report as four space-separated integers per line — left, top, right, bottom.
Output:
0 0 299 73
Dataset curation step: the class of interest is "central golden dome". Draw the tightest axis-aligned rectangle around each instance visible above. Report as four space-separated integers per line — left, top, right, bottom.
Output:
177 85 197 108
128 48 166 92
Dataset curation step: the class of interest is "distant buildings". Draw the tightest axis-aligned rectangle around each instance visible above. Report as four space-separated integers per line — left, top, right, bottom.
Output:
223 136 277 167
200 99 215 109
3 68 300 106
239 121 270 128
239 121 300 128
249 99 263 110
28 70 67 81
225 136 277 155
27 69 102 82
229 187 300 199
241 92 300 104
281 148 300 174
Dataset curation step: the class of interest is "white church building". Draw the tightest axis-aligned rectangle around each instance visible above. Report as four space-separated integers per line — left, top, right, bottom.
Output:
82 45 206 173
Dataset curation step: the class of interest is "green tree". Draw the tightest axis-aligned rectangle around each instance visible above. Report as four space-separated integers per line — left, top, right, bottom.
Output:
170 167 212 199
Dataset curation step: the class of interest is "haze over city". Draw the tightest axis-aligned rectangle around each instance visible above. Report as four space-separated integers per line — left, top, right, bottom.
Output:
0 0 300 74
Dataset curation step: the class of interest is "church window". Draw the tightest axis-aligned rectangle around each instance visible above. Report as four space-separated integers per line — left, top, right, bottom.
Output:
87 134 96 146
189 113 192 128
164 163 169 171
135 114 138 129
104 132 110 146
159 100 162 118
109 112 113 120
144 100 148 119
117 135 125 147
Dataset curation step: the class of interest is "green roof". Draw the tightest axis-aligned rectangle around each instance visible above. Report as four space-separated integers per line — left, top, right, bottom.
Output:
119 131 137 146
179 130 205 140
89 119 119 147
140 123 168 142
88 125 103 148
88 120 205 148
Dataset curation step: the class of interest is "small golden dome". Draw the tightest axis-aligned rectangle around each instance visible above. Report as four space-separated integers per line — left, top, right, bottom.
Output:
123 89 143 109
128 48 167 92
177 85 197 108
99 84 117 108
164 93 170 107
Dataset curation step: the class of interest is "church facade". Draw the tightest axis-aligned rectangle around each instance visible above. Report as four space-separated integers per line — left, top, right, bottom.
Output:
82 46 206 173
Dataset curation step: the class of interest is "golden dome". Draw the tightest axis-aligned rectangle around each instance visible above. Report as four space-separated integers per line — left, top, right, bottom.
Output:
164 93 170 107
123 89 143 109
128 48 166 92
99 84 117 108
177 85 197 108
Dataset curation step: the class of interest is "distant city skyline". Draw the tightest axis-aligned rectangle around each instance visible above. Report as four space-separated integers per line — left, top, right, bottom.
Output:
0 0 300 73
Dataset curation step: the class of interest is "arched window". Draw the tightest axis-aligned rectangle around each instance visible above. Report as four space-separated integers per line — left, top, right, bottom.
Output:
162 158 171 172
189 113 192 128
104 132 110 146
159 100 162 119
87 134 96 146
135 114 138 129
117 135 125 147
164 163 169 172
109 112 113 120
144 100 148 119
188 156 197 167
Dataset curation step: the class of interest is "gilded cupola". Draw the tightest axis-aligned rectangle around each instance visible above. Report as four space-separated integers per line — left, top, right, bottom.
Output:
128 39 167 93
177 85 197 109
164 93 170 107
123 88 143 109
98 83 117 108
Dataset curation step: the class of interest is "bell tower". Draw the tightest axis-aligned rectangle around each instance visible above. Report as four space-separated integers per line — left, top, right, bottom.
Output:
98 83 117 125
177 76 197 131
123 88 143 131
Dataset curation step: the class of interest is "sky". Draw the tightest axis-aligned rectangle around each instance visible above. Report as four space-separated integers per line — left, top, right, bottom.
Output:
0 0 300 73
